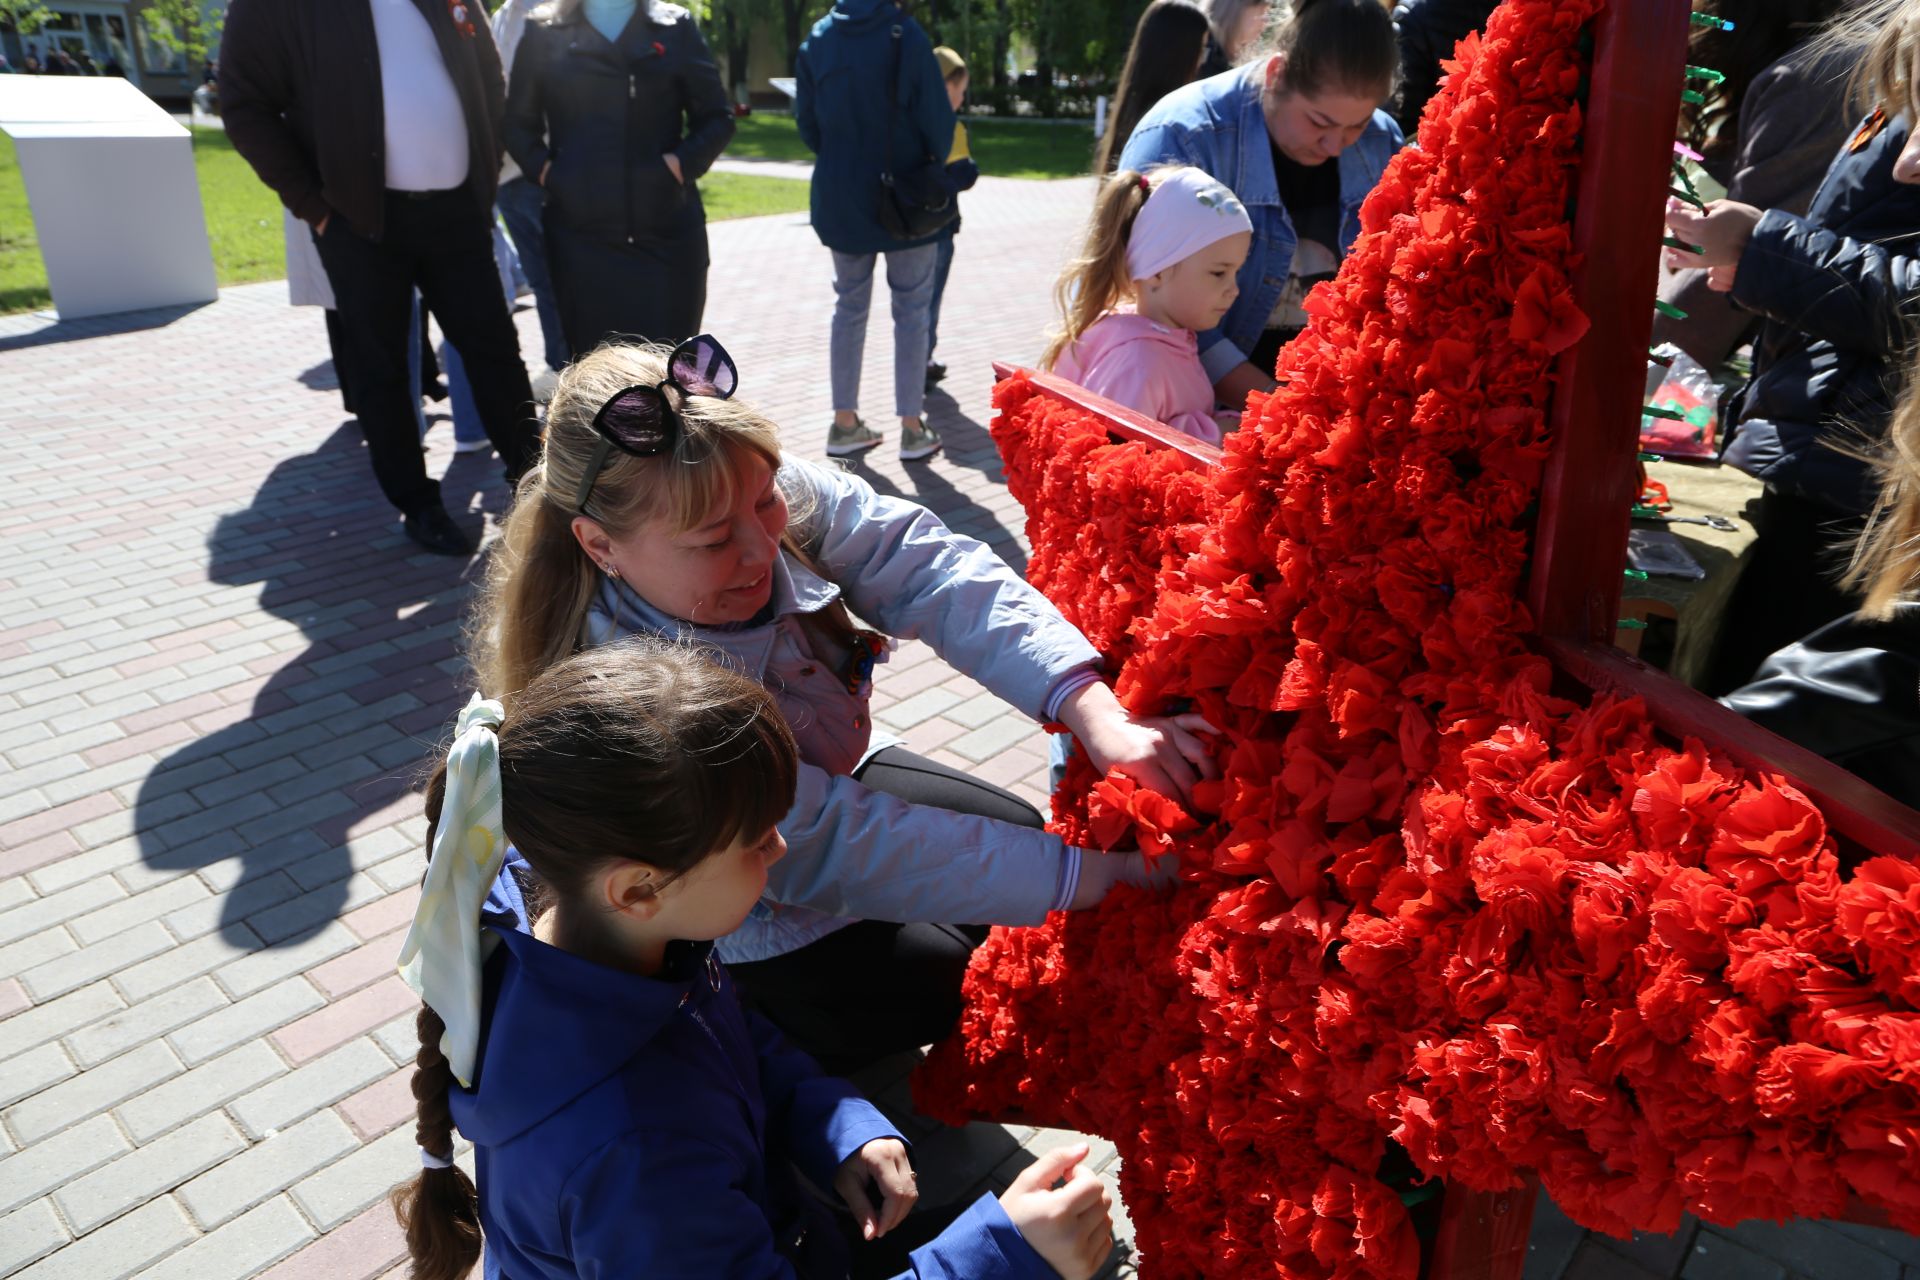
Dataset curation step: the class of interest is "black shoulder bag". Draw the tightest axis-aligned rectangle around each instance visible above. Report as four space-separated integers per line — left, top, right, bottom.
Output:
877 18 958 241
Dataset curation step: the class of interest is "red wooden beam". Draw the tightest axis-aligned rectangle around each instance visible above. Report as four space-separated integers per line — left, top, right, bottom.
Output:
1525 0 1691 644
991 362 1226 465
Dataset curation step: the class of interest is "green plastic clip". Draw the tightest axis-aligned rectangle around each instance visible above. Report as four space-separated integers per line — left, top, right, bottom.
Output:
1639 452 1661 462
1684 65 1727 84
1690 12 1735 30
1631 505 1663 519
1668 186 1706 210
1648 347 1674 366
1624 568 1650 581
1643 405 1686 421
1663 236 1706 254
1655 300 1688 320
1681 89 1707 105
1618 618 1649 631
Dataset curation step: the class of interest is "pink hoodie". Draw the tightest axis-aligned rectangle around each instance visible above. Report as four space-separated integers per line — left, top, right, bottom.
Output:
1052 311 1226 446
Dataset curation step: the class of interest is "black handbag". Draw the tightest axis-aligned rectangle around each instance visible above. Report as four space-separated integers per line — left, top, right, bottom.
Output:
1720 606 1920 809
877 16 958 241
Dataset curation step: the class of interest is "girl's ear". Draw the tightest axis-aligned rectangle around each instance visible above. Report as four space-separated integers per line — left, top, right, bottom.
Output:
571 516 616 566
602 861 666 921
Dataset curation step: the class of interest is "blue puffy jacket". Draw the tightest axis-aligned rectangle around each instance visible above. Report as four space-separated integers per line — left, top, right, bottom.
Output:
795 0 956 255
453 854 1056 1279
1723 111 1920 516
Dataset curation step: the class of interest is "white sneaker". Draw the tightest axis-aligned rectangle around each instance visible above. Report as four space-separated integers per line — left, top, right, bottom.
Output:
452 436 493 454
531 368 560 404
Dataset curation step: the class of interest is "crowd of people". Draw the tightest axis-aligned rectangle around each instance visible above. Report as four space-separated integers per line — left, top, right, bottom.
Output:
132 0 1920 1273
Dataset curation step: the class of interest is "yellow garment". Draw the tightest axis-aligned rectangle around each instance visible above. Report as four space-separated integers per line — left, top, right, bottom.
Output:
948 121 970 165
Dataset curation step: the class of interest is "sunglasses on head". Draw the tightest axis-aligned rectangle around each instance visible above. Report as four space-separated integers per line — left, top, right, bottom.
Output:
572 334 741 514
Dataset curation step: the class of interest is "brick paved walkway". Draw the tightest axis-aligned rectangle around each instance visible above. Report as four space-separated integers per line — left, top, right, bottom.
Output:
2 169 1916 1280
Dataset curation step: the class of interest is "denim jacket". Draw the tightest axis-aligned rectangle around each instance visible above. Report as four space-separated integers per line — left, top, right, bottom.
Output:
584 459 1101 962
1118 63 1404 381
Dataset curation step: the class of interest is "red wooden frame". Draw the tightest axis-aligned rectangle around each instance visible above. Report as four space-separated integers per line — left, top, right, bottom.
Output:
988 0 1920 1273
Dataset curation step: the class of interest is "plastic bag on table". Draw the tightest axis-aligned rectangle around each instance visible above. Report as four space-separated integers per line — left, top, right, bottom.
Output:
1641 343 1719 459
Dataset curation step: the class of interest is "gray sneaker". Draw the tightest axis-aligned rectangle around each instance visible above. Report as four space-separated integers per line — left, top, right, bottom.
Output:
826 417 883 457
898 419 942 461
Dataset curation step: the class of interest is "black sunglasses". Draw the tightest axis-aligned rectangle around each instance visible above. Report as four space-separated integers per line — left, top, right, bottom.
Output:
572 334 740 514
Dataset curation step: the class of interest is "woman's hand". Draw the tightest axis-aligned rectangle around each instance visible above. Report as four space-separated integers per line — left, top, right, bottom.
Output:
998 1143 1115 1280
538 159 552 187
1665 198 1761 270
1057 682 1217 805
663 152 684 184
834 1138 917 1241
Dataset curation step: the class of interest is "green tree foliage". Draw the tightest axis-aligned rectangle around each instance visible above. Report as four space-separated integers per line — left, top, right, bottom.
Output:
0 0 56 35
141 0 224 72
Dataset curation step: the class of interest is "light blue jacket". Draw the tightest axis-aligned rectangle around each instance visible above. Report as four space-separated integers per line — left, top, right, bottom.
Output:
1118 63 1404 381
584 459 1102 962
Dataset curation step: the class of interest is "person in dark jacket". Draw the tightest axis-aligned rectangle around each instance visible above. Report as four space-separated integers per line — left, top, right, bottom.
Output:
390 641 1116 1280
220 0 541 557
797 0 954 462
1653 0 1856 372
1668 7 1920 692
504 0 735 358
1389 0 1499 133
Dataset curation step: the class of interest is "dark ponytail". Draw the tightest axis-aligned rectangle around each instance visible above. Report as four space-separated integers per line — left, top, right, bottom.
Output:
390 768 483 1280
1270 0 1399 100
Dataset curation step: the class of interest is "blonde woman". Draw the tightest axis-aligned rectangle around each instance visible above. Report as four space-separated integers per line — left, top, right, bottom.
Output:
472 335 1214 1069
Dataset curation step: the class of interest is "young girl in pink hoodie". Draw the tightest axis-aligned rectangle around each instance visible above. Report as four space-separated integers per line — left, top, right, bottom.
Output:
1043 165 1253 444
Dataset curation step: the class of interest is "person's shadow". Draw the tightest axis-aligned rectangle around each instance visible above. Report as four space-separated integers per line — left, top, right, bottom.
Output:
133 423 506 949
846 394 1030 578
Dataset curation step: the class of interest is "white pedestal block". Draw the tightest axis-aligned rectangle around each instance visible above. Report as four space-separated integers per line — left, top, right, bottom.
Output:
0 76 219 321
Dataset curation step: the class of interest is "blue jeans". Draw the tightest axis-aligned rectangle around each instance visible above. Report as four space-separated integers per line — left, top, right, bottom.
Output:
496 176 569 374
927 229 955 363
830 243 938 421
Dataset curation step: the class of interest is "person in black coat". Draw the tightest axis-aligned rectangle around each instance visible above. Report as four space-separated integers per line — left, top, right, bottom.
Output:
1669 99 1920 692
1390 0 1499 133
503 0 735 357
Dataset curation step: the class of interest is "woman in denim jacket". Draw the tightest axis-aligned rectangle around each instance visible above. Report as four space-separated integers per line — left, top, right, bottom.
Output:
1119 0 1404 408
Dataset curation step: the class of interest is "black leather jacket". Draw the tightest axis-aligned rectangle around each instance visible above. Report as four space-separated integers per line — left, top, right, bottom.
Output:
1724 113 1920 516
503 0 734 247
1391 0 1499 133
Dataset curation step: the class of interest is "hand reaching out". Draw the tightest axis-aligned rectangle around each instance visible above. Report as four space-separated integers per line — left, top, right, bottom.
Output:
834 1138 917 1241
1665 198 1761 271
1056 681 1217 806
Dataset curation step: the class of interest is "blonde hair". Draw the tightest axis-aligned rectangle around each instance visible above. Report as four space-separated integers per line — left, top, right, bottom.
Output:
1041 168 1163 370
1840 0 1920 117
471 343 805 701
1846 359 1920 617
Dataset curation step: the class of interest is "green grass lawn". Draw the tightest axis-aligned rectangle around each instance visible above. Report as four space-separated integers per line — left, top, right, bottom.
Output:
0 126 809 315
725 113 1096 180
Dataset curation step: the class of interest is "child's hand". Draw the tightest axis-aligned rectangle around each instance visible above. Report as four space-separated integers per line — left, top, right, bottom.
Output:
835 1138 917 1241
1057 682 1217 805
998 1143 1115 1280
1665 198 1761 269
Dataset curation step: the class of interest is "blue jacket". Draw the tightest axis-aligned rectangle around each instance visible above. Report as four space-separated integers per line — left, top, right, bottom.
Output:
582 459 1102 962
1118 64 1404 381
795 0 956 255
453 855 1055 1279
1723 111 1920 516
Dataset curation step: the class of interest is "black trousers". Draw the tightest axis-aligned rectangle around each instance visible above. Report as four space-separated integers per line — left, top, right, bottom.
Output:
313 191 539 516
728 747 1044 1075
1702 486 1865 694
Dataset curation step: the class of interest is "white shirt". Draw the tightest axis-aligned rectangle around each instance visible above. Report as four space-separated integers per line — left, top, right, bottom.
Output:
369 0 471 192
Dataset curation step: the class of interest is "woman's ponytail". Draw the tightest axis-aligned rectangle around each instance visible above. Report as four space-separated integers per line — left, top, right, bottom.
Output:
1042 170 1156 370
470 464 601 705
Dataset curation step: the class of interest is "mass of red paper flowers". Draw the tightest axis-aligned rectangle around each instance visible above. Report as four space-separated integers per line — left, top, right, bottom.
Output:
913 0 1920 1275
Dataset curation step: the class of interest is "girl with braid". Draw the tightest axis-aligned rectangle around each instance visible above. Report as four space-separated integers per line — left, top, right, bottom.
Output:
390 639 1117 1280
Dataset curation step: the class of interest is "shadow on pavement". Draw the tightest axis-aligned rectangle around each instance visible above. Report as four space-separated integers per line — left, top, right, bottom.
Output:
132 422 504 948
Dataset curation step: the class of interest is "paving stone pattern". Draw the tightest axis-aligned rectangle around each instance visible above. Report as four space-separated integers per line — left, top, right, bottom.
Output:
0 168 1911 1279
